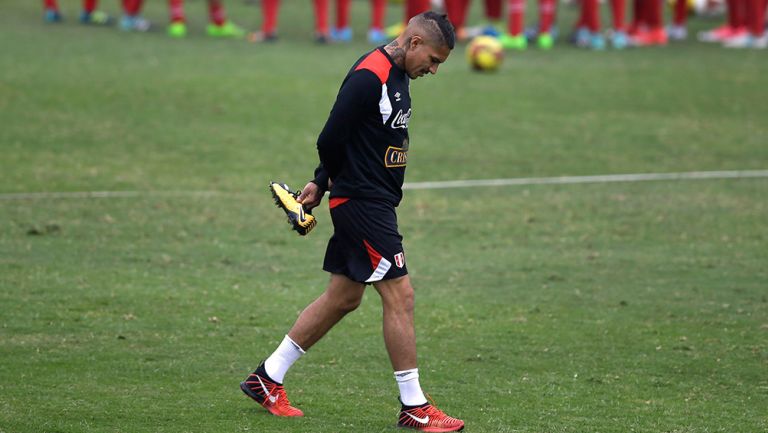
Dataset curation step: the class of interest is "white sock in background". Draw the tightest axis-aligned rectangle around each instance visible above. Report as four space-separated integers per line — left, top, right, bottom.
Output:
263 335 305 383
394 368 428 406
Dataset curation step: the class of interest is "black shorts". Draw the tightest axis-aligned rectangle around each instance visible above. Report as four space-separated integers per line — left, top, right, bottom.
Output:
323 198 408 284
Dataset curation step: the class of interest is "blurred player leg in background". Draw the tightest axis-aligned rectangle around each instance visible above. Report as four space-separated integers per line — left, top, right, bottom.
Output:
250 0 280 41
580 0 626 49
387 0 431 37
698 0 748 42
501 0 528 49
667 0 688 40
444 0 471 41
313 0 331 42
166 0 244 38
206 1 245 37
483 0 503 34
43 0 63 22
250 0 331 42
572 0 590 46
580 0 606 48
724 0 767 47
43 0 112 24
251 0 319 42
520 0 557 47
627 0 643 36
331 0 353 42
81 0 112 24
536 0 557 49
465 0 505 38
120 0 150 31
406 0 431 19
608 0 628 47
168 0 187 36
630 0 667 45
368 0 388 42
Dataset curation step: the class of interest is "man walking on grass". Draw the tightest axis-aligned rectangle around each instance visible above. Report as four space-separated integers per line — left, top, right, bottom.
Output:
240 11 464 432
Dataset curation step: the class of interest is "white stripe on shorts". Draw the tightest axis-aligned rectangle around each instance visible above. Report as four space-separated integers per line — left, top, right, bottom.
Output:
365 257 392 283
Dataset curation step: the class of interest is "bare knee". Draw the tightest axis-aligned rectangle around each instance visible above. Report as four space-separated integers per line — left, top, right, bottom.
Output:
397 295 415 318
396 284 415 313
375 276 415 314
333 292 363 314
324 274 365 314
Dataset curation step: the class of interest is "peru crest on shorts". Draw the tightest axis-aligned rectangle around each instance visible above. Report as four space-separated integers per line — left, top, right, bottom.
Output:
394 252 405 268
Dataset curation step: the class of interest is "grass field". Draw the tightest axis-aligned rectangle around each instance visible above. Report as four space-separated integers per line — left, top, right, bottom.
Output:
1 1 767 432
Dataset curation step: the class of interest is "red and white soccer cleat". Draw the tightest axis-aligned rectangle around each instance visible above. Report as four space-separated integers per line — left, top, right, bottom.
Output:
240 364 304 417
697 25 747 43
398 401 464 432
630 27 669 46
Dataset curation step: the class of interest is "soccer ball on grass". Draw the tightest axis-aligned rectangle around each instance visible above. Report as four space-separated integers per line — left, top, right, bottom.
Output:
466 36 503 72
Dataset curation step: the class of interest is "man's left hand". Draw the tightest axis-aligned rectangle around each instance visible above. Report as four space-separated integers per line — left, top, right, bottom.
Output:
297 182 323 210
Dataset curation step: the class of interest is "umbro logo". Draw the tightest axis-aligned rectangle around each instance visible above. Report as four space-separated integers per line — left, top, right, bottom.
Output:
394 92 401 102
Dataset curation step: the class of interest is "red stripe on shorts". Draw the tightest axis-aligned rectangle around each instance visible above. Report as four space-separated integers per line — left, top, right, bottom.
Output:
329 197 350 209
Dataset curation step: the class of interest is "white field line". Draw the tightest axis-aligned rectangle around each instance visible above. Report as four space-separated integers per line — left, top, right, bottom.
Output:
1 170 767 201
403 169 768 190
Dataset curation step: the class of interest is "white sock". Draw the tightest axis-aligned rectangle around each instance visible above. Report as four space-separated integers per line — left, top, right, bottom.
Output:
263 335 305 383
394 368 428 406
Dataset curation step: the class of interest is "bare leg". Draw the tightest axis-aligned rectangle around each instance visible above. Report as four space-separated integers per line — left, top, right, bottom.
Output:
287 273 365 350
373 275 417 371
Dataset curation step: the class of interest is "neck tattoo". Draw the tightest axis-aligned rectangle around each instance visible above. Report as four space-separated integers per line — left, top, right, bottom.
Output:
385 40 406 68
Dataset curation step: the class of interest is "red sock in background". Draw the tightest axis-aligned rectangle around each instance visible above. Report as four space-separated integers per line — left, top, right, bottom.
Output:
672 0 686 26
539 0 556 34
336 0 350 29
123 0 143 15
582 0 600 32
314 0 329 35
484 0 502 20
747 0 766 35
44 0 59 10
724 0 736 27
444 0 470 29
169 0 185 22
83 0 98 13
610 0 626 30
629 0 641 31
646 0 661 29
406 0 430 20
371 0 385 29
444 0 461 27
507 0 525 36
262 0 279 34
575 0 587 29
208 0 226 25
641 0 651 28
733 0 748 28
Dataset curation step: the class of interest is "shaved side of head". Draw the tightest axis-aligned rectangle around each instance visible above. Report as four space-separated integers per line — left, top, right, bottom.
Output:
406 11 455 50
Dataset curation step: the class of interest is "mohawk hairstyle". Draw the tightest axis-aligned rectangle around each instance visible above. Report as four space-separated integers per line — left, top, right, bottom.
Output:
415 11 455 50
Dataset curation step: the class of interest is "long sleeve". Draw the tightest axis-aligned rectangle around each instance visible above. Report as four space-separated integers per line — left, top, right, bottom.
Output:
312 163 330 192
316 69 380 180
